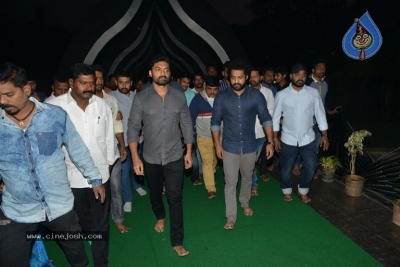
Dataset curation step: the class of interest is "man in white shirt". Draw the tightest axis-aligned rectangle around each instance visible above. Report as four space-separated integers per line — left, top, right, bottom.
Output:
272 64 329 203
44 75 69 103
49 63 118 266
249 67 274 196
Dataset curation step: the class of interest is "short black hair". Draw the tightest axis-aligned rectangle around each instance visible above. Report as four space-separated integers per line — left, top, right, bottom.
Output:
0 62 27 89
227 59 250 79
53 74 68 83
274 66 288 76
262 66 275 75
178 72 191 80
149 55 170 70
92 64 105 75
250 66 262 76
223 61 230 70
205 76 220 87
70 63 95 80
192 72 204 80
312 58 327 69
116 72 131 80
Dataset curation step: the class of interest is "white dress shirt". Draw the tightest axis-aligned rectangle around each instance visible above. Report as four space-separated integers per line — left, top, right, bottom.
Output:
48 90 119 188
273 84 328 146
255 85 275 139
44 92 56 103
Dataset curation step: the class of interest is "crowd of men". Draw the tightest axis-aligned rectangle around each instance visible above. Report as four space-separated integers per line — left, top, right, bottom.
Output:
0 55 337 266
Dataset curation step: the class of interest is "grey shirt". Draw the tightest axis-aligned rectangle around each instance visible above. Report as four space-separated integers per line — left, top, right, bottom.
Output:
127 85 194 165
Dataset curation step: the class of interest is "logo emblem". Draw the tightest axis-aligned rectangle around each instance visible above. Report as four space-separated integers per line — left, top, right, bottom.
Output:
342 12 382 61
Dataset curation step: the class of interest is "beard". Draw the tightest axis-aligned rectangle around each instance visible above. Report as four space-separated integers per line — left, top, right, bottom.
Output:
249 81 258 87
153 76 169 86
1 104 20 115
118 87 131 94
95 84 104 92
232 82 246 91
292 80 305 87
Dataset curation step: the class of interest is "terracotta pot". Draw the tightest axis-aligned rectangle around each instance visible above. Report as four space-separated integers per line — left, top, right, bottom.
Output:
393 201 400 226
344 175 365 197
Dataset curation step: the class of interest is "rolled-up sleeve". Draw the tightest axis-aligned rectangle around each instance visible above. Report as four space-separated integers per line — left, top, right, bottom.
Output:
315 94 328 131
180 102 194 144
257 91 272 127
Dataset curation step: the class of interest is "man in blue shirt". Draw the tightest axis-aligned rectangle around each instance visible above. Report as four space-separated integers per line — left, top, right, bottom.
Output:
211 59 274 230
273 64 329 203
0 62 104 266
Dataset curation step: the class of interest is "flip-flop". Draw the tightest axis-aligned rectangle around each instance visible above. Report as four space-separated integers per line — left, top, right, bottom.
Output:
172 247 189 257
283 195 293 201
224 222 235 230
298 192 311 203
261 174 270 182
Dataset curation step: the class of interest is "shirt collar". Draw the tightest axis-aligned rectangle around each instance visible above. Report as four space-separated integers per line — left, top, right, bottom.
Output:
311 74 325 83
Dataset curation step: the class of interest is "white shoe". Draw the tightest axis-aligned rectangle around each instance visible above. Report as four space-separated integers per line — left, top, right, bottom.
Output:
136 187 147 196
123 202 132 212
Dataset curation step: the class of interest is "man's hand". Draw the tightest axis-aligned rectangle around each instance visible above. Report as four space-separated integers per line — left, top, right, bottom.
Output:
327 106 342 115
274 138 281 153
215 144 224 159
132 157 144 176
92 184 106 203
320 136 329 151
120 146 127 162
266 144 274 159
116 110 123 121
184 153 193 169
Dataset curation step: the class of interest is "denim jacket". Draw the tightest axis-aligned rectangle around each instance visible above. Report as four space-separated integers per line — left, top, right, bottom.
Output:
211 86 272 155
0 98 102 223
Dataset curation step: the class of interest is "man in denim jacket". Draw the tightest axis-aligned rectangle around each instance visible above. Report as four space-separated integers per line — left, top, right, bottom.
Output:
0 62 104 267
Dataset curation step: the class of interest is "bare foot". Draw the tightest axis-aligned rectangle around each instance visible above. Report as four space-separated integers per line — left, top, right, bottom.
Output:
154 219 165 232
243 206 253 216
298 192 311 203
115 222 130 233
172 245 189 257
283 194 293 201
224 221 235 230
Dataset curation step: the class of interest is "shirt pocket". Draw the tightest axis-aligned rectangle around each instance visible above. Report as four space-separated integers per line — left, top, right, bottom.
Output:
36 132 57 156
144 108 159 125
94 117 106 139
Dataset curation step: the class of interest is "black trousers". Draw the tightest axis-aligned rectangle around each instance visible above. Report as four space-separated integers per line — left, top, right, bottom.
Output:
144 158 184 246
0 209 88 267
72 180 111 267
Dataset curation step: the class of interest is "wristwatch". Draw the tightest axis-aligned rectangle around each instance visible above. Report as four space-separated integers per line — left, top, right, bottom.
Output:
267 141 275 146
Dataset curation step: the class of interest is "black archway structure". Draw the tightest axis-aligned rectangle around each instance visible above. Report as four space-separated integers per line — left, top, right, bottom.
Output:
58 0 248 79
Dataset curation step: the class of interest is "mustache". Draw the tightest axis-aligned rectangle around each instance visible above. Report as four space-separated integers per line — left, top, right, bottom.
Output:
83 90 94 94
159 76 167 80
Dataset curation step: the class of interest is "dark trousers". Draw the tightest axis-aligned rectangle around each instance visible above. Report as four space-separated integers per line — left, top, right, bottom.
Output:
259 140 269 175
0 209 88 267
144 158 184 246
72 180 111 267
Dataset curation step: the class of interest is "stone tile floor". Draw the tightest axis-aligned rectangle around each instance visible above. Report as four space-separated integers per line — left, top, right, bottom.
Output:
268 168 400 267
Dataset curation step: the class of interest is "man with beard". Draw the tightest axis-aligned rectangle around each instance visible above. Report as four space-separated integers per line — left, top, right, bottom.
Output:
262 66 278 96
273 64 329 203
110 73 147 213
93 65 130 233
191 73 204 94
127 55 193 257
211 60 274 230
48 63 118 266
108 74 117 91
248 67 274 196
0 62 103 267
189 76 220 199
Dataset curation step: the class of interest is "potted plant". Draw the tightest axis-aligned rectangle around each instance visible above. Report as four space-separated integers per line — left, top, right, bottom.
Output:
343 129 372 197
319 155 342 182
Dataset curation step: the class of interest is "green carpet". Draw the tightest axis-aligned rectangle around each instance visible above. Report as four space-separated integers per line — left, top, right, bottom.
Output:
46 168 381 267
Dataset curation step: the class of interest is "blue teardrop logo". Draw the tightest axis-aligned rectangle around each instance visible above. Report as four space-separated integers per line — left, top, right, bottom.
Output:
342 12 382 61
